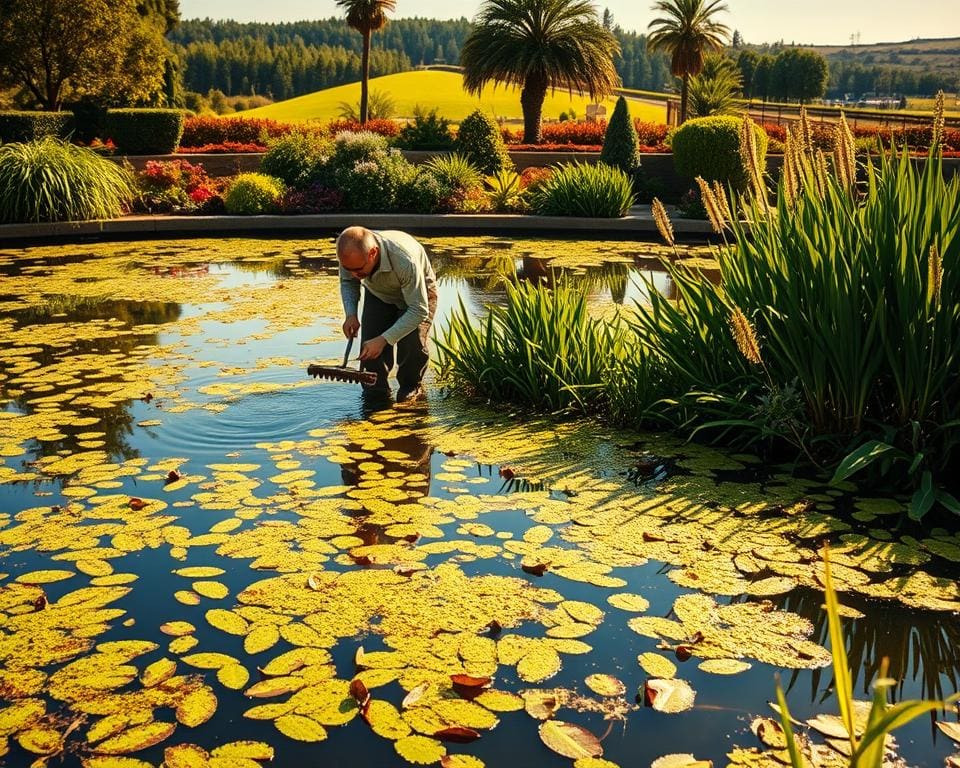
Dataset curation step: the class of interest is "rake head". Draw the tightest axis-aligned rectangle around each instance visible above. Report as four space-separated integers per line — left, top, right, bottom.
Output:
307 364 379 387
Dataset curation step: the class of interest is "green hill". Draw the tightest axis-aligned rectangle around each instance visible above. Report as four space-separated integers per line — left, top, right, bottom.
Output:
240 70 666 124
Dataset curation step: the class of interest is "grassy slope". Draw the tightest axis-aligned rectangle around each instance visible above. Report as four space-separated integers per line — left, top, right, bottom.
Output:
240 70 666 124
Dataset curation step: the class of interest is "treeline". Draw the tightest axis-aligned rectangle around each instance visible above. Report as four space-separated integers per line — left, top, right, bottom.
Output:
173 40 410 101
825 61 954 99
168 17 673 99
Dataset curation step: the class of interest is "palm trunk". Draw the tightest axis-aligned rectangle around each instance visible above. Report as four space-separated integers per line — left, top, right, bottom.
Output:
680 74 689 124
520 77 547 144
360 30 371 124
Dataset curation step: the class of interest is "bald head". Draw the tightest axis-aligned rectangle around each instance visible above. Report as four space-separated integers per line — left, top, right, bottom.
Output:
337 226 380 279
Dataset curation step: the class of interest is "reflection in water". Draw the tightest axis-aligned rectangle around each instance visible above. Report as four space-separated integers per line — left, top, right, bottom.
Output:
1 296 182 467
765 586 960 704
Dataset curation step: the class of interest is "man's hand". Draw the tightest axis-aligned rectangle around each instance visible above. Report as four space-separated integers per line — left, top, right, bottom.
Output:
343 315 360 339
359 336 388 361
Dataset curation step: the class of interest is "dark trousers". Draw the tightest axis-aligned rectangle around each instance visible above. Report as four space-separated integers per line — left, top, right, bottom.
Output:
360 287 437 391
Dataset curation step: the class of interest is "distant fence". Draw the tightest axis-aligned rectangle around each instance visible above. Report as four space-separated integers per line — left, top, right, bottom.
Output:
746 101 960 131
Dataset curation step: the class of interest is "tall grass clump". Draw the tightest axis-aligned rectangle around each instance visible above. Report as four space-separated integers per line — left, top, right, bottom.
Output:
529 162 634 217
0 138 134 224
436 280 623 413
629 103 960 518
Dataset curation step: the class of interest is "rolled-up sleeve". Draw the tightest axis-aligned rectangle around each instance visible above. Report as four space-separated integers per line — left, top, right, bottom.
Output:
381 257 429 346
339 265 361 318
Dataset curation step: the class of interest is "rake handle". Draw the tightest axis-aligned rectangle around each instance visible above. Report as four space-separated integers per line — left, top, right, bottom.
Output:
343 335 355 368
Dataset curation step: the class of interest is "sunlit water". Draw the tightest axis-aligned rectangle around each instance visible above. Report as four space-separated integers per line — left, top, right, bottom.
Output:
0 237 957 768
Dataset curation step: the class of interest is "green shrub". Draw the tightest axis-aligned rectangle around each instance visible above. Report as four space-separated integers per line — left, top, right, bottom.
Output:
456 110 511 176
261 131 332 188
437 280 621 412
340 151 414 212
600 96 640 175
529 162 634 217
395 106 455 150
394 168 445 213
671 115 767 190
423 153 484 194
486 170 524 212
223 173 285 214
0 138 133 223
104 109 186 155
0 111 74 143
329 131 391 172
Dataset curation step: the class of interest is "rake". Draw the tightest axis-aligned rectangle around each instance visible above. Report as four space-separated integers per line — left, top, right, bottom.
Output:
307 336 379 386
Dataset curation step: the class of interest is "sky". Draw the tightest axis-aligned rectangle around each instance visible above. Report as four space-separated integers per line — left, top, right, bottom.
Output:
178 0 958 46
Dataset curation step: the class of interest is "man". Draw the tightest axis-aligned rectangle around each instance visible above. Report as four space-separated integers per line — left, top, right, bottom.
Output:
337 226 438 403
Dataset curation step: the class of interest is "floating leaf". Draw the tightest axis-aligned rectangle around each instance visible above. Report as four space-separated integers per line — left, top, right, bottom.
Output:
95 721 177 755
245 676 307 698
395 734 447 764
206 608 249 636
210 741 275 761
403 683 430 709
217 664 250 691
349 678 371 710
193 581 229 600
643 679 696 714
698 659 751 676
539 720 603 759
160 621 196 637
441 756 485 768
244 625 280 655
607 593 649 612
364 700 411 740
163 744 209 768
638 653 677 679
650 754 713 768
15 570 75 585
141 658 177 688
450 674 492 697
584 674 625 697
517 646 562 683
938 722 960 744
174 590 201 606
182 653 238 670
275 714 327 742
750 717 787 749
522 690 560 720
177 686 218 727
17 726 62 756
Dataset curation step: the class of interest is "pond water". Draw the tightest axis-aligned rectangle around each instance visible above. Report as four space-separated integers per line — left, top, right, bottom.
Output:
0 237 958 768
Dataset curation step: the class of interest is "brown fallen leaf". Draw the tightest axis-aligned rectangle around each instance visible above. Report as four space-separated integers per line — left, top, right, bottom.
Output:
523 691 560 720
750 717 787 749
450 674 492 698
521 561 550 576
434 727 481 744
350 552 373 566
355 646 366 669
499 467 516 480
349 678 371 711
33 593 47 611
165 470 182 483
643 531 665 542
674 646 692 662
128 497 147 511
306 573 321 591
937 721 960 745
486 620 502 636
538 720 603 759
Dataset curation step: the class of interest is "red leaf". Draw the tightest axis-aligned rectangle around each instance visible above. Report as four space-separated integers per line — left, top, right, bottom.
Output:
450 674 492 698
165 470 182 483
521 561 549 576
434 726 481 743
499 467 516 480
674 645 692 662
350 552 372 566
349 678 371 711
642 531 665 542
33 594 47 611
128 497 147 510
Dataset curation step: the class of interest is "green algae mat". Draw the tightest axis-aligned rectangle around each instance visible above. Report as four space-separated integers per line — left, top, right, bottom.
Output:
0 238 958 768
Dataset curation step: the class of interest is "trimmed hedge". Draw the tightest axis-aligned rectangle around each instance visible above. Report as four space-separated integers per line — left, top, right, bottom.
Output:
672 116 768 190
600 96 640 175
0 111 74 143
104 109 185 155
456 110 511 175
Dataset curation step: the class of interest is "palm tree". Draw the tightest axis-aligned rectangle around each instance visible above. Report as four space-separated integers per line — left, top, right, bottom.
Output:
647 0 730 124
335 0 396 125
461 0 620 144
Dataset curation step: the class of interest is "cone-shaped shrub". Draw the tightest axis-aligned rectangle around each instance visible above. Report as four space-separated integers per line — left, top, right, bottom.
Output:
600 96 640 175
456 110 511 176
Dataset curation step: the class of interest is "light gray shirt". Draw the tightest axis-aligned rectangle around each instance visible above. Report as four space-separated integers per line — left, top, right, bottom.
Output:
339 230 437 346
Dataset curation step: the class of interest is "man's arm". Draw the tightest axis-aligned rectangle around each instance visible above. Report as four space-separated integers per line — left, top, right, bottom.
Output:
339 264 361 324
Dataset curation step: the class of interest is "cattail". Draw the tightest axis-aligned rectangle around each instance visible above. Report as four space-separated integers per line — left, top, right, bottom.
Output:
711 180 732 225
730 306 762 365
928 244 943 309
696 176 725 234
651 198 674 246
782 127 799 209
932 91 945 152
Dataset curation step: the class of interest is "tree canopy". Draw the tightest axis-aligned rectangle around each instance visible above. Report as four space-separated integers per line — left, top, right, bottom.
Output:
461 0 620 143
0 0 170 111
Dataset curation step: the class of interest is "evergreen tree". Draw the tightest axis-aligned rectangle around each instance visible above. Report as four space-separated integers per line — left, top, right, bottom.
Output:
600 95 640 175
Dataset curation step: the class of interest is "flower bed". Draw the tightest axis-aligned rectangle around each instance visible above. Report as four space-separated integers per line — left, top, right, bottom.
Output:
177 142 268 154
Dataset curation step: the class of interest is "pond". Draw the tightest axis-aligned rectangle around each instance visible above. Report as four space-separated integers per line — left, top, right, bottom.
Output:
0 237 958 768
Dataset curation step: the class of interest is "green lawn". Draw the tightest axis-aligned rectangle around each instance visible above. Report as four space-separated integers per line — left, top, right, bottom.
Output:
240 70 667 124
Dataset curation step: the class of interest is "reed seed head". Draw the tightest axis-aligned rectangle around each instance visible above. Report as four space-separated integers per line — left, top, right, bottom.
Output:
695 176 726 234
928 243 943 309
651 198 675 246
730 306 762 365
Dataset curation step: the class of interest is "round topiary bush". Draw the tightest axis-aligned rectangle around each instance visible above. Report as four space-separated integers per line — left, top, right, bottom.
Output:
223 173 285 215
671 116 768 190
600 96 640 176
0 138 133 223
455 110 511 176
